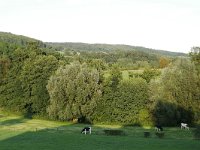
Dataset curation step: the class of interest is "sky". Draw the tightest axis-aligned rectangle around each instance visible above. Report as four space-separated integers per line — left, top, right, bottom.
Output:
0 0 200 53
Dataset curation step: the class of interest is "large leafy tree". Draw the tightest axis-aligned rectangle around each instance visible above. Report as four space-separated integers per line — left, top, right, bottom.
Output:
149 58 200 125
47 63 102 122
190 47 200 74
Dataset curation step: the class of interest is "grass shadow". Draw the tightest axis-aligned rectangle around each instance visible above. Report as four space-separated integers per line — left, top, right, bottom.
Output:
1 124 200 150
0 117 27 126
0 115 199 150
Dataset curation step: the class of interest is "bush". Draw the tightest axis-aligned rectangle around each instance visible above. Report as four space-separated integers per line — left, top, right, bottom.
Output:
104 129 125 136
155 132 164 138
144 131 151 138
193 125 200 140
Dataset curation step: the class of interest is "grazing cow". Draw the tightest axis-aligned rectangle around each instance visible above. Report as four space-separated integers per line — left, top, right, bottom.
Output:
81 127 92 134
181 123 189 130
155 125 163 131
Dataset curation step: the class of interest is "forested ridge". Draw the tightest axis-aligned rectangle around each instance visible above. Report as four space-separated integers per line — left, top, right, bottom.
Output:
46 42 187 57
0 32 199 126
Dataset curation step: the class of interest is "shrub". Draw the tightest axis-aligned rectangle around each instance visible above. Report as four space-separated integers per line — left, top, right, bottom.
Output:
144 131 151 138
104 129 125 136
155 132 164 138
193 125 200 140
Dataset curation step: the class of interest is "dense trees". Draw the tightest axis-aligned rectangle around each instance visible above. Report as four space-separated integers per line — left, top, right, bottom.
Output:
0 32 199 126
92 66 149 125
20 55 58 116
0 41 61 117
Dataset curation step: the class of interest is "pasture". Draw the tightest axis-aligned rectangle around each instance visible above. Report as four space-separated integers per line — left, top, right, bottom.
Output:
0 114 199 150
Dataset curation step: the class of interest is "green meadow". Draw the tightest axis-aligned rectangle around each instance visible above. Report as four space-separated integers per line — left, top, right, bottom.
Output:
0 113 199 150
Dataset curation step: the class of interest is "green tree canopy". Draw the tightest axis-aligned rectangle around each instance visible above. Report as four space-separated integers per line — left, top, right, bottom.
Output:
47 63 102 122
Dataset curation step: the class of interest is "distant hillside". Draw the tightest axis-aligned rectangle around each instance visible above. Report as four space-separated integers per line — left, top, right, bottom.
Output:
46 42 187 57
0 32 187 57
0 32 44 47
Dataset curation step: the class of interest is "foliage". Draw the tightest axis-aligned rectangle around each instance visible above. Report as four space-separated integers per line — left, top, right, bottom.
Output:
193 125 200 140
46 42 187 57
159 57 170 68
47 63 102 122
144 131 151 138
136 69 161 83
189 47 200 73
104 129 125 136
0 32 44 47
149 58 200 125
152 101 194 126
94 77 149 124
1 32 200 126
155 132 165 138
19 55 58 115
0 41 61 117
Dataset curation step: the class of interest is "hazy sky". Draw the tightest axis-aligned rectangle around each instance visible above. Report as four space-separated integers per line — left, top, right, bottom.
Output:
0 0 200 53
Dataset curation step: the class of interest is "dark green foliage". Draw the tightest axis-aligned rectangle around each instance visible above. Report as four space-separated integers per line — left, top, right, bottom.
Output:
20 55 59 115
153 101 194 126
94 76 149 125
155 132 165 138
193 125 200 140
104 129 125 136
144 131 151 138
149 58 200 125
0 40 61 117
0 32 45 47
1 32 200 126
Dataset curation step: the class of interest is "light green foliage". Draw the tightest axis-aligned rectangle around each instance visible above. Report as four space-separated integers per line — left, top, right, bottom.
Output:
137 69 161 83
107 65 122 89
161 59 199 105
190 47 200 74
138 109 153 127
86 59 107 71
47 63 102 122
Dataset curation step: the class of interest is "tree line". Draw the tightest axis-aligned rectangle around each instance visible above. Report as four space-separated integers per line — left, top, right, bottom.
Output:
0 36 199 126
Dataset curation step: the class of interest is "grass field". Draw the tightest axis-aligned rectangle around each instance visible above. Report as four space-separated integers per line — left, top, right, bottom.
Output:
0 113 200 150
104 69 144 80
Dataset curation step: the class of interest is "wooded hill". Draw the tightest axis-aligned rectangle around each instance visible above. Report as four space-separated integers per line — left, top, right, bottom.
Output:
0 32 199 126
0 32 45 47
46 42 187 57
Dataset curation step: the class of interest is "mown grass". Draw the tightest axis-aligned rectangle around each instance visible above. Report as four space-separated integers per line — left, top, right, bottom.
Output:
0 113 200 150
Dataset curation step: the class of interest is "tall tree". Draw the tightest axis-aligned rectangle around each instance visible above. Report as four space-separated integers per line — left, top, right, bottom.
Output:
20 55 58 116
190 47 200 74
149 58 200 124
47 63 102 122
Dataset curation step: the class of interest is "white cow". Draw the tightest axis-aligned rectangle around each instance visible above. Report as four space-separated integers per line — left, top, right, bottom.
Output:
181 123 189 130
